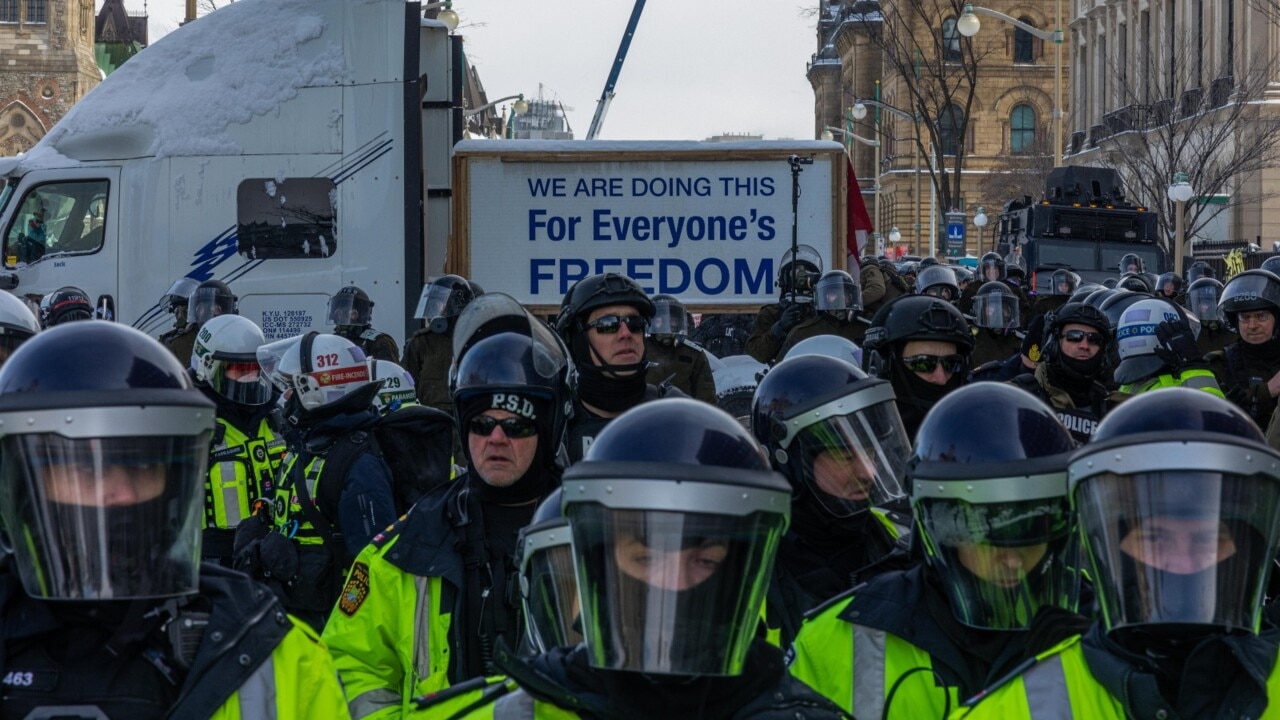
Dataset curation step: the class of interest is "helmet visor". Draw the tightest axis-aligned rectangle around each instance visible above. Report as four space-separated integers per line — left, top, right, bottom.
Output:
188 287 235 324
1188 283 1223 322
916 496 1079 629
568 506 785 675
327 293 370 326
414 284 456 320
815 275 861 314
649 299 690 338
159 277 199 309
205 357 272 406
256 335 304 394
972 292 1021 330
1075 472 1280 634
0 434 207 599
522 538 582 654
792 401 910 516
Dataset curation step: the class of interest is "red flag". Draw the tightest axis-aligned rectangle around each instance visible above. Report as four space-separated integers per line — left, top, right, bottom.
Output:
846 157 873 264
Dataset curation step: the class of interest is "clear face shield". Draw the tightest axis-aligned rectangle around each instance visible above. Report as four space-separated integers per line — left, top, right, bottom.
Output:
414 284 456 321
159 277 199 313
201 355 272 406
1052 271 1078 296
1188 283 1223 322
791 399 910 517
648 299 690 341
520 521 583 655
0 434 209 599
916 495 1079 630
778 245 824 299
188 287 234 325
1075 472 1280 635
327 293 371 327
973 290 1021 330
568 506 786 676
815 275 861 321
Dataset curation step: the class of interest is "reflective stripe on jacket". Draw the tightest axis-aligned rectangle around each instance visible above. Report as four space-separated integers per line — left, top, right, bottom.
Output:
211 618 353 720
1119 368 1224 397
206 417 285 530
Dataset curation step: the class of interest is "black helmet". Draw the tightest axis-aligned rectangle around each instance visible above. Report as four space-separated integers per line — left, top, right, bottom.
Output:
1084 287 1118 310
1261 257 1280 276
562 398 790 676
328 285 374 327
1098 289 1149 330
777 244 824 297
1116 272 1153 294
950 265 975 289
1068 283 1103 304
1186 277 1225 323
972 281 1021 330
814 270 861 320
1219 269 1280 333
751 354 910 517
1155 272 1185 299
1050 269 1081 296
979 252 1006 282
864 295 974 376
451 293 574 475
916 265 961 302
1118 253 1145 274
1071 389 1280 635
40 286 93 328
554 273 655 340
517 488 580 654
648 294 690 341
918 257 940 269
910 383 1079 630
159 277 199 313
414 275 475 332
0 323 215 600
187 279 238 325
1040 302 1112 374
1186 260 1216 284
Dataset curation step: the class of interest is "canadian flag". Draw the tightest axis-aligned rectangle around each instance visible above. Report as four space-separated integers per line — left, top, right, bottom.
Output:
846 158 873 270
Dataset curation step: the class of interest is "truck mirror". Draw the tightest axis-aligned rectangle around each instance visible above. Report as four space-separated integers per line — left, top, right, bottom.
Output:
0 272 18 290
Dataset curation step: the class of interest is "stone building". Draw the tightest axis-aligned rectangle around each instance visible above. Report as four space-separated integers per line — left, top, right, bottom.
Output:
809 0 1069 258
0 0 100 156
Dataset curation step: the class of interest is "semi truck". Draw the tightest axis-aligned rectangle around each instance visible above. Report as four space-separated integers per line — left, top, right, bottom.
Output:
996 166 1164 294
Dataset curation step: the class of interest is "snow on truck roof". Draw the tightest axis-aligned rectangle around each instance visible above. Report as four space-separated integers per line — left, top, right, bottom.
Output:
19 0 348 169
453 140 846 154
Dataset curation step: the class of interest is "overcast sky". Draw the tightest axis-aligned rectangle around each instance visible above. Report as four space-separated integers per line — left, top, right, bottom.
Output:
124 0 820 141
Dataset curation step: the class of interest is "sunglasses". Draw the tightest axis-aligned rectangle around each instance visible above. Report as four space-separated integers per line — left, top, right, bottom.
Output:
1061 329 1105 345
901 354 967 374
468 415 538 438
586 314 648 334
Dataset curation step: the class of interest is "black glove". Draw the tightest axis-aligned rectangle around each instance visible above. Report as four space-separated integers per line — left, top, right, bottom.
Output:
233 509 271 558
258 530 300 581
1154 318 1203 372
771 303 807 339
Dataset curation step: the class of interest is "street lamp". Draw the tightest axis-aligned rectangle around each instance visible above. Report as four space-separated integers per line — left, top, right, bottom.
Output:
464 94 528 118
956 1 1066 167
851 98 928 257
423 1 459 32
1167 172 1194 277
973 206 989 254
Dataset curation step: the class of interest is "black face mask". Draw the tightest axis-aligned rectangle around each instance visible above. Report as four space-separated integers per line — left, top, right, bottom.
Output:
573 331 649 412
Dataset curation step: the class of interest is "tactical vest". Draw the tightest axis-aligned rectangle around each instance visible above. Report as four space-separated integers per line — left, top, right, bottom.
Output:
206 417 286 531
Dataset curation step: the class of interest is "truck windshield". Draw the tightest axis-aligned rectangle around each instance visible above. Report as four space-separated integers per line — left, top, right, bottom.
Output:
0 180 12 219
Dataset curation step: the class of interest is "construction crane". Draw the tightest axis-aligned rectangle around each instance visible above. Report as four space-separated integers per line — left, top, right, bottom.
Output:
586 0 646 140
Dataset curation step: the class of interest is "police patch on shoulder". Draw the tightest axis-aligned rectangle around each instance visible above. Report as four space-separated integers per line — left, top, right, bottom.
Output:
338 562 371 617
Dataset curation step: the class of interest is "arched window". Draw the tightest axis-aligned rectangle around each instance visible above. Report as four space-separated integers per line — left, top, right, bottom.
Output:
1010 104 1036 153
1014 18 1035 63
941 18 962 62
939 104 964 155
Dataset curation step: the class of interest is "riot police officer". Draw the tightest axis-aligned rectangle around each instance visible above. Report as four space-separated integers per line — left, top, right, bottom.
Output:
472 398 848 718
38 286 94 328
777 269 866 357
556 273 682 462
1114 298 1222 397
960 252 1030 321
189 314 286 567
1186 276 1235 356
328 285 399 363
156 276 198 352
164 278 237 364
959 390 1280 719
861 255 911 317
401 274 474 416
863 295 973 439
752 354 912 646
790 384 1089 718
969 281 1024 367
1029 268 1080 321
746 245 823 363
645 293 717 403
1208 269 1280 428
323 293 573 710
916 264 962 303
0 322 348 718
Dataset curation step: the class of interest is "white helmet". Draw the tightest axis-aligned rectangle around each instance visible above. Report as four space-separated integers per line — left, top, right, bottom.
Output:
1114 298 1190 385
0 291 40 362
257 332 381 419
371 359 417 414
191 315 272 405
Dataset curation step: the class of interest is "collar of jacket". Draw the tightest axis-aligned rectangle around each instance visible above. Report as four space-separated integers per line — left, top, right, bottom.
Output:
376 475 472 588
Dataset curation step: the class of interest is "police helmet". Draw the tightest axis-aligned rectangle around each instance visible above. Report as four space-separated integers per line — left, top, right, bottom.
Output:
781 334 863 368
554 273 655 341
451 293 575 471
517 488 581 655
257 332 382 425
1068 284 1104 304
159 277 199 313
562 398 790 676
751 354 909 517
191 315 273 406
1155 272 1185 300
413 275 475 331
972 281 1021 330
777 244 824 297
0 323 215 599
1261 257 1280 276
327 285 374 328
1083 287 1119 310
1040 302 1111 371
1186 278 1225 323
1099 289 1150 330
370 359 417 414
40 286 93 328
918 257 941 269
1071 389 1280 635
863 295 974 378
1113 298 1196 385
1050 269 1081 297
648 294 690 342
814 270 861 321
187 279 237 326
1186 260 1216 284
1116 272 1153 294
1118 253 1146 274
0 291 39 364
1219 269 1280 333
979 252 1005 282
910 383 1079 629
916 265 961 302
950 265 975 289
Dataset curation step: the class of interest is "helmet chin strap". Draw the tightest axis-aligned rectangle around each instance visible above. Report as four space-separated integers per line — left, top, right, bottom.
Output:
586 338 648 376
